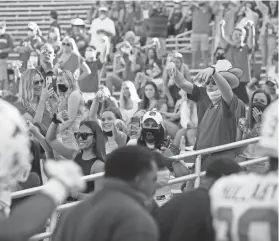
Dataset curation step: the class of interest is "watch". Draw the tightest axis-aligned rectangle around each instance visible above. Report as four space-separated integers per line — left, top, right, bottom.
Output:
209 66 216 75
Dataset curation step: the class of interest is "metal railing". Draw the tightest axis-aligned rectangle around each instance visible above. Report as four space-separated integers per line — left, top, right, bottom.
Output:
10 137 266 241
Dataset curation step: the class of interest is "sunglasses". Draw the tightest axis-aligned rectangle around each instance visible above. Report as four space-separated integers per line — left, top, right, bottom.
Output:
34 80 44 85
266 81 275 87
62 42 71 47
205 77 216 86
74 132 94 140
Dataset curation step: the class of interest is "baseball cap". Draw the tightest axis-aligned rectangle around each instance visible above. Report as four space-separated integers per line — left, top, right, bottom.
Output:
28 22 39 31
99 6 108 12
70 18 85 26
142 110 163 125
266 77 278 86
173 52 183 58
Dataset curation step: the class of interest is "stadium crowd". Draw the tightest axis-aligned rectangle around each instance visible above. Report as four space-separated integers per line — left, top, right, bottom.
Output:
0 0 278 241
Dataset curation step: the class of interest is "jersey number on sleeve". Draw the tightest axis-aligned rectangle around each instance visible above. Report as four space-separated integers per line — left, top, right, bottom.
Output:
216 207 278 241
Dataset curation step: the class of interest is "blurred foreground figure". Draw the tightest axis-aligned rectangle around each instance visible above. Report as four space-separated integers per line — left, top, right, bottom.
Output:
53 146 159 241
210 100 278 241
0 99 85 241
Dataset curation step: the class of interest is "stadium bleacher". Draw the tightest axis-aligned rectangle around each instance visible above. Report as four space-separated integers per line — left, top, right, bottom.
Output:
1 0 267 98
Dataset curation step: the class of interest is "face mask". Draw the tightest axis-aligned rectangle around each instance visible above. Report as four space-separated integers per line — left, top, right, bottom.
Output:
142 128 162 144
103 130 113 137
29 56 38 66
216 53 225 61
252 102 267 114
85 50 97 61
58 84 68 93
207 89 222 102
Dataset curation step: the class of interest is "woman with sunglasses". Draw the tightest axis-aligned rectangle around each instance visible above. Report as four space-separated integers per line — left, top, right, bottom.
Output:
55 36 91 83
236 89 271 173
46 117 106 193
12 68 54 127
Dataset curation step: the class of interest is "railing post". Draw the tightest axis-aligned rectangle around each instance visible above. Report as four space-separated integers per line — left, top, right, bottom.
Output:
194 155 201 188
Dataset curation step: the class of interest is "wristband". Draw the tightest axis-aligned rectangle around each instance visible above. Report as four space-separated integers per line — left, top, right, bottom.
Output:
209 66 216 75
52 113 62 124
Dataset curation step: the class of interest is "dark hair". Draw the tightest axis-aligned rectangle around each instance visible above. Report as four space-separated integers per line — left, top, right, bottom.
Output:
50 10 58 20
142 81 160 110
248 89 271 129
206 157 241 179
103 107 122 120
79 120 106 162
214 46 225 56
33 122 48 156
30 140 42 184
105 146 156 181
146 48 159 63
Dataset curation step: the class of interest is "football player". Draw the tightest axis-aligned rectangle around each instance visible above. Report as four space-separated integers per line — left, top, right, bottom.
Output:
210 100 278 241
0 99 85 240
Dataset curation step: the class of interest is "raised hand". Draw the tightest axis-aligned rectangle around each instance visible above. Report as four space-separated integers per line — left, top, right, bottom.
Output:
194 67 215 83
252 107 262 123
41 87 55 102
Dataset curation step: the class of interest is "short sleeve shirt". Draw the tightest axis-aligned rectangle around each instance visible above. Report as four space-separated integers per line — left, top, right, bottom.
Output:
195 94 239 151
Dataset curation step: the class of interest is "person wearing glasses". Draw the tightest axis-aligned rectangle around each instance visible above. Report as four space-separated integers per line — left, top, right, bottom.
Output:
55 36 91 83
168 59 244 170
10 68 54 127
46 116 106 194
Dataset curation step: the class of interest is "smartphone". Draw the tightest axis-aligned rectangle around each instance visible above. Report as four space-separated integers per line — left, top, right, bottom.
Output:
46 76 53 89
130 117 141 130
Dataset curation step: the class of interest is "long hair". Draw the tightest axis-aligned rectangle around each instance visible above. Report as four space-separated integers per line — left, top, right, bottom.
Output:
18 68 44 104
79 120 106 162
119 80 141 109
103 107 123 120
58 36 81 56
142 81 160 110
247 89 271 129
33 122 48 156
30 139 42 184
57 69 79 92
145 47 159 65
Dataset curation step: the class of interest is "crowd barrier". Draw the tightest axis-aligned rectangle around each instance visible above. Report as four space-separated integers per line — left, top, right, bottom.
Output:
10 137 268 241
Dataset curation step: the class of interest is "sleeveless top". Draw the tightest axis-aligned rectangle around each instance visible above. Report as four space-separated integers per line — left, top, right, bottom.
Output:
74 153 99 193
